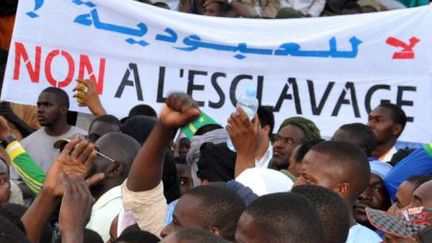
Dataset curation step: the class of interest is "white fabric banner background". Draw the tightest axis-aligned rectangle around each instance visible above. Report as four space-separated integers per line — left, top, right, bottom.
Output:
2 0 432 143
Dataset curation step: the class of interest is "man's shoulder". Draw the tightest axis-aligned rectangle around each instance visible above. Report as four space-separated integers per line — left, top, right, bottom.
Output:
21 128 46 143
67 126 87 136
347 224 381 243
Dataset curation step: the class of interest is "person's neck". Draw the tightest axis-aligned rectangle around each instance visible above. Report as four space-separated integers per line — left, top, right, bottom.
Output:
372 140 396 159
44 121 70 137
346 201 357 227
255 137 270 162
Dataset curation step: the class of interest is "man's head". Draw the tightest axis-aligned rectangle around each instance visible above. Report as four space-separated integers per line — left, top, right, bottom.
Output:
161 185 246 241
366 207 432 243
272 116 320 170
288 139 324 177
0 215 29 243
0 159 10 205
37 87 69 127
175 157 193 195
196 142 236 184
161 227 230 243
256 106 274 140
88 115 121 143
203 0 229 17
235 192 324 243
292 185 350 243
388 176 432 214
367 103 407 146
354 161 392 229
128 104 157 118
295 141 370 207
88 132 141 199
176 137 191 159
332 123 376 156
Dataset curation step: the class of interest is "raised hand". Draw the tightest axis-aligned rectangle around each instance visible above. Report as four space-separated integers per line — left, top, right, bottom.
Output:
45 138 103 196
73 79 107 117
59 173 95 243
226 107 260 176
226 107 260 156
159 93 200 129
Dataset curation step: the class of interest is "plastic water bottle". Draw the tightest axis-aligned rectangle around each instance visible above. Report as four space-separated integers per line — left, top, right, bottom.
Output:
227 85 259 152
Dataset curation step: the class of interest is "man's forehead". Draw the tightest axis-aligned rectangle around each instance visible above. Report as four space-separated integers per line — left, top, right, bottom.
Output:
303 150 331 165
414 181 432 200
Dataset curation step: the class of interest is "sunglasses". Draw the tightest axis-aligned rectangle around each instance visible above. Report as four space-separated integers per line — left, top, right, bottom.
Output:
55 138 115 163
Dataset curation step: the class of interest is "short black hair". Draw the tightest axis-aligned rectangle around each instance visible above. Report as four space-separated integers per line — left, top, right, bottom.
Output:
128 104 157 118
171 227 230 243
292 185 350 243
378 103 407 131
41 87 70 109
0 215 29 243
243 192 324 243
0 204 26 234
184 185 246 241
257 106 274 136
115 229 159 243
89 114 121 129
311 141 371 203
294 138 325 163
334 123 377 156
2 203 53 242
84 229 103 243
179 137 190 146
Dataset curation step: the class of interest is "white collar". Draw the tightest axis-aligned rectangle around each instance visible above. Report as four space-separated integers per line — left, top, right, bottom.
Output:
93 185 122 210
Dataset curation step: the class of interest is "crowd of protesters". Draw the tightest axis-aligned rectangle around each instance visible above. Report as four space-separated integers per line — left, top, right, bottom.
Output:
0 0 432 242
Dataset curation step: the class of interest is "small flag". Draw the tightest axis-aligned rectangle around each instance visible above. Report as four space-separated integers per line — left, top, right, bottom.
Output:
181 111 219 138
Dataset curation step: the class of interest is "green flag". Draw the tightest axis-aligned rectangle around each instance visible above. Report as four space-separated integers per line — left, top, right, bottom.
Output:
181 111 219 138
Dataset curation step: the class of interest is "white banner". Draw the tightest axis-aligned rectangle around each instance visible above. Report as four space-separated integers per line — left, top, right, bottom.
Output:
2 0 432 143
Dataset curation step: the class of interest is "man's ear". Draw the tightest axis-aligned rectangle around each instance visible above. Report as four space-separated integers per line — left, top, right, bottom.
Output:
106 162 125 178
262 124 271 134
335 182 350 201
392 124 403 137
60 105 68 115
209 226 221 237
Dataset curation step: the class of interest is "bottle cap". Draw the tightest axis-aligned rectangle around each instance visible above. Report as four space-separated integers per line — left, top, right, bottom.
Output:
246 85 257 97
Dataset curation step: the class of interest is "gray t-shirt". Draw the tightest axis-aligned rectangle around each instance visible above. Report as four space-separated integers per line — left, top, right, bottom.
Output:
10 126 86 180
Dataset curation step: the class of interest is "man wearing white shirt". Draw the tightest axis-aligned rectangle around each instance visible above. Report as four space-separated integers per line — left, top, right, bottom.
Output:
367 103 407 162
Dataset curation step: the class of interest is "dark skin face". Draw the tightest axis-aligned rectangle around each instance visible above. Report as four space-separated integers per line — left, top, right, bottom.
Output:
88 137 126 200
204 2 224 16
272 125 304 170
295 150 341 191
88 121 120 143
37 92 66 127
235 213 268 243
160 194 208 238
287 145 301 177
177 139 190 158
295 150 351 205
367 106 399 145
176 164 192 195
0 161 10 205
353 174 391 228
388 181 416 214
